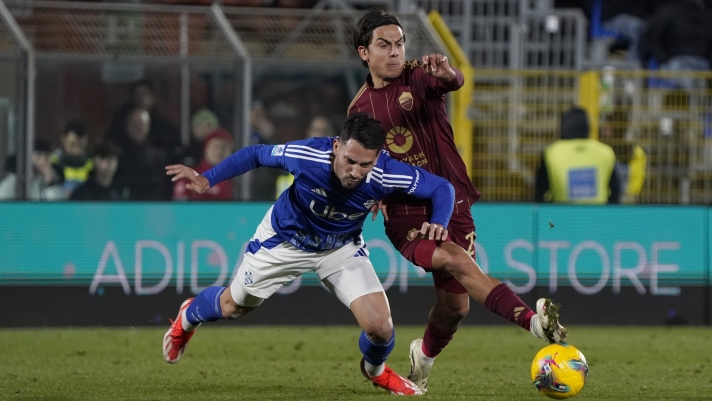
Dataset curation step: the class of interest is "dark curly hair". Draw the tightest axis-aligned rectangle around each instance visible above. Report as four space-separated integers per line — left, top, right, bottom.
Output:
340 112 386 150
353 6 404 68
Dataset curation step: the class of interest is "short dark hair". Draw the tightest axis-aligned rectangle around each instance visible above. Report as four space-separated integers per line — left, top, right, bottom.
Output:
353 6 404 68
560 107 589 140
63 119 87 137
340 112 386 151
92 142 120 158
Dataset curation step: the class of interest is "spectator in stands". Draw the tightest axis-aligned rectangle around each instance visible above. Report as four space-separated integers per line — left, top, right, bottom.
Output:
249 101 275 146
71 142 130 201
173 128 234 201
535 107 621 204
0 139 64 201
641 0 712 89
176 108 220 167
50 119 93 197
600 110 647 203
588 0 656 65
112 108 170 200
249 101 279 200
105 79 181 153
275 115 335 199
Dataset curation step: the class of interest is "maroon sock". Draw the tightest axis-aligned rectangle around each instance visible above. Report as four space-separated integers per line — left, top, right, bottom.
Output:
421 321 456 358
483 283 535 330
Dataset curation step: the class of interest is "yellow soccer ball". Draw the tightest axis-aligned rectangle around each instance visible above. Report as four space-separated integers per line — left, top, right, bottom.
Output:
531 343 588 399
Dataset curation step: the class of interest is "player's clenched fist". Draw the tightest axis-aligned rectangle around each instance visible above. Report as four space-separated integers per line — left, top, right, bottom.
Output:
165 164 210 194
421 54 456 82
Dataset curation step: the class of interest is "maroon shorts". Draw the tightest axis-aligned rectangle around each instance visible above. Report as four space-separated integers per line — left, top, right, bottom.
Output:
384 210 476 294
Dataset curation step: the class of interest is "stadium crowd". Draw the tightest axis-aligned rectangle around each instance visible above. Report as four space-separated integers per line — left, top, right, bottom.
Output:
1 0 711 203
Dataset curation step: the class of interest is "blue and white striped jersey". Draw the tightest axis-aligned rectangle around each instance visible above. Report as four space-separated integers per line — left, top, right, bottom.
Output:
203 137 454 252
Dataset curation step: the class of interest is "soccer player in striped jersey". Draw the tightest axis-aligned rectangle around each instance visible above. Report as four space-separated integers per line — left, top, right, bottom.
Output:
162 113 455 396
349 8 568 393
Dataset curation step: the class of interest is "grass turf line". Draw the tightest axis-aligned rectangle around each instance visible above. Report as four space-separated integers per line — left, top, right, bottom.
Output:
0 326 710 400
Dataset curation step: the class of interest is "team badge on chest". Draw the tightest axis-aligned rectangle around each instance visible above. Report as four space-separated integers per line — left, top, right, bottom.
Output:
398 91 413 110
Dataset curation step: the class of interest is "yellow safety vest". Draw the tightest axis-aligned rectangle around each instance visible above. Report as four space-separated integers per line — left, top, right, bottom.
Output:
275 174 294 200
626 145 646 196
544 139 616 204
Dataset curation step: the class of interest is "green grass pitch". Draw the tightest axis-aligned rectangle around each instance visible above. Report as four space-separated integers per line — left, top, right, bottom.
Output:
0 326 710 400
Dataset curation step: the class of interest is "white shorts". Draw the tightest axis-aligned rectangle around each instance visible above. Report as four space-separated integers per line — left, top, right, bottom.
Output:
230 207 384 308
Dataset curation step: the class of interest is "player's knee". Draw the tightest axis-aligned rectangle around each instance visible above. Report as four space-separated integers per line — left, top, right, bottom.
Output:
363 317 393 343
440 248 475 276
435 301 469 323
221 297 254 319
446 301 469 321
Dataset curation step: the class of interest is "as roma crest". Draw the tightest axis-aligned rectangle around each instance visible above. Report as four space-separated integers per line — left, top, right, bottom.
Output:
398 92 413 110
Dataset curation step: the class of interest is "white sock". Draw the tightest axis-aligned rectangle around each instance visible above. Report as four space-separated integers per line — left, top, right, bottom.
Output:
529 315 542 338
364 360 385 377
180 309 200 332
419 352 435 366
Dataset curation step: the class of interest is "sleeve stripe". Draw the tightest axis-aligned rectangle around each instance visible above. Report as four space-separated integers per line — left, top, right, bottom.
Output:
370 169 412 180
383 179 412 185
368 175 411 187
288 144 332 154
285 148 331 159
284 153 331 164
382 174 413 179
371 170 414 183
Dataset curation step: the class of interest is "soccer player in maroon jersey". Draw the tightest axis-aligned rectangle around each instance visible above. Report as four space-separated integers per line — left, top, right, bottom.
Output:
349 7 568 393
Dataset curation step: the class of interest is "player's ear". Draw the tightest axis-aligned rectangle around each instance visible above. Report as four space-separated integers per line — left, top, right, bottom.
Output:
333 138 340 154
358 46 368 62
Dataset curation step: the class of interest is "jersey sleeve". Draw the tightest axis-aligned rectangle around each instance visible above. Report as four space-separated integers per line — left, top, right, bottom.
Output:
380 153 455 227
202 139 330 188
414 63 464 98
202 143 291 187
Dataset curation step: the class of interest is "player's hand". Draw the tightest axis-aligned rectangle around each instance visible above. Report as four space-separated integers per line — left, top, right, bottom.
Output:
407 222 448 241
421 54 456 82
370 200 389 221
165 164 210 194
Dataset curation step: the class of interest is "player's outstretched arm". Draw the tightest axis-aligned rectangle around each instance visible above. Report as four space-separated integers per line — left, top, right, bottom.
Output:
383 156 455 230
166 164 210 194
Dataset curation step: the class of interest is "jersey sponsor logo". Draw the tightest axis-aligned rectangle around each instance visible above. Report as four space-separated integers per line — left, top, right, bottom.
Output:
244 270 254 286
271 145 285 156
311 188 327 197
309 200 366 221
363 199 378 209
386 126 414 154
398 91 413 110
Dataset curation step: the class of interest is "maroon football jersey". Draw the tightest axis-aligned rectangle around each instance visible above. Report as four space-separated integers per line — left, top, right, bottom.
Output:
348 61 480 217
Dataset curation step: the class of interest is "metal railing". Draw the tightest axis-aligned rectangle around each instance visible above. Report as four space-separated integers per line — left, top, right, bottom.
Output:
411 0 586 70
470 69 712 205
0 1 450 200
